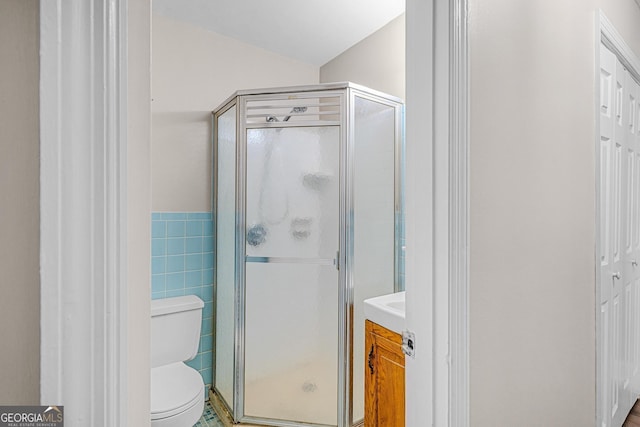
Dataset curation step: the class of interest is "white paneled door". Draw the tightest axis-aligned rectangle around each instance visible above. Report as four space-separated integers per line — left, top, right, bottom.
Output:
599 43 640 427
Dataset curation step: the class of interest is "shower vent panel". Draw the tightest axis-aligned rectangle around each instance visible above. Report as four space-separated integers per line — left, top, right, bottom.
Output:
244 93 342 127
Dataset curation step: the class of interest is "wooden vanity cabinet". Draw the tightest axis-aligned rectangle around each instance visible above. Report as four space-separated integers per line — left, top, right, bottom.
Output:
364 319 405 427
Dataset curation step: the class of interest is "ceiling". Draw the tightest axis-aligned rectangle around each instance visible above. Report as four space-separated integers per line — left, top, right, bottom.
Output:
153 0 405 66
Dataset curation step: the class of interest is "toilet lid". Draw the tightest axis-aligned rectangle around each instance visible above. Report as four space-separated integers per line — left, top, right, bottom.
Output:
151 362 204 419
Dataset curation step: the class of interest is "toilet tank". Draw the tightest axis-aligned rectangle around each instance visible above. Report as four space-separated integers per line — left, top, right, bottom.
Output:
151 295 204 368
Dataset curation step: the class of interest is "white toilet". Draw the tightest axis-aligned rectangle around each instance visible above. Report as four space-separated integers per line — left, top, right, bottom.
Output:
151 295 206 427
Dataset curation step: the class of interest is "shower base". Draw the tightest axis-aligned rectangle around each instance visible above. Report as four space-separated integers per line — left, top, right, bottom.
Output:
209 358 363 427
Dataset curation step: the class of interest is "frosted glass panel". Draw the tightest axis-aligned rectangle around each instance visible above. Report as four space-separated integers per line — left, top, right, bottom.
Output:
214 105 236 407
244 263 339 425
352 97 397 422
245 127 340 259
244 125 340 425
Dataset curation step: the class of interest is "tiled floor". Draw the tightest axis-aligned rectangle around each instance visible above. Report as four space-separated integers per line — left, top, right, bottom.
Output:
195 400 225 427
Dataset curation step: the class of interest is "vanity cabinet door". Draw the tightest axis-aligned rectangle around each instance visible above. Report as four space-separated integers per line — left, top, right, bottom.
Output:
364 320 405 427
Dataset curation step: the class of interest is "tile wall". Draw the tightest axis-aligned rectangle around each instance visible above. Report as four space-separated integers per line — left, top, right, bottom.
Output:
151 212 214 387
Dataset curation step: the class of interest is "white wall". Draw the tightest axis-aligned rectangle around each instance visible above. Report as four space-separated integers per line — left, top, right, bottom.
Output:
152 15 319 212
0 0 40 404
469 1 640 425
320 14 405 100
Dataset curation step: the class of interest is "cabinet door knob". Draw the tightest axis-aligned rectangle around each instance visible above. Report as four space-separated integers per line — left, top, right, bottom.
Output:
368 344 375 375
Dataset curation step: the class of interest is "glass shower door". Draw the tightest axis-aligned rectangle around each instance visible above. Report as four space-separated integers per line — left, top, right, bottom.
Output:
243 126 340 426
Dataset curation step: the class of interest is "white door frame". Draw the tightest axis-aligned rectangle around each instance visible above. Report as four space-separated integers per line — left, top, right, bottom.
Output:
39 0 134 425
405 0 469 426
39 0 469 425
596 10 640 427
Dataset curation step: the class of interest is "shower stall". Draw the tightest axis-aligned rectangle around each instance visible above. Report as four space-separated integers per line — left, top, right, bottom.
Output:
212 82 404 427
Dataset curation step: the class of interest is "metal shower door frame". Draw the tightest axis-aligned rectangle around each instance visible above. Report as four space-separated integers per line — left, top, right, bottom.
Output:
212 83 404 427
345 87 405 426
212 98 239 416
236 88 348 427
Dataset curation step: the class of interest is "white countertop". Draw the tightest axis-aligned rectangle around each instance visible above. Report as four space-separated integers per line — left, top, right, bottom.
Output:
363 291 405 334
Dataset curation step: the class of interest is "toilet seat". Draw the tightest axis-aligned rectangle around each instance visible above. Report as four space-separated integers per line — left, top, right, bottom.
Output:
151 362 204 421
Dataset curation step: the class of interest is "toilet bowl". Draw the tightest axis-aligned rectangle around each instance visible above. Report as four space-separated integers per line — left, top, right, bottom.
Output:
151 295 205 427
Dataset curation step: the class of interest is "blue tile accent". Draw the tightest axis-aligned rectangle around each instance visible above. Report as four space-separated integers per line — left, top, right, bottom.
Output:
200 368 213 388
151 291 165 300
203 221 213 236
151 238 166 256
185 358 199 371
151 221 166 238
152 274 166 293
161 213 188 220
167 238 185 255
186 254 203 271
166 272 185 290
186 237 203 254
202 351 213 371
185 270 202 287
188 212 212 220
203 284 214 301
151 257 166 274
203 253 214 269
150 212 216 385
167 221 186 237
203 269 214 286
188 353 202 370
190 287 205 300
203 301 213 318
166 289 186 298
166 255 185 273
201 334 213 352
202 317 213 335
187 221 203 237
204 237 214 252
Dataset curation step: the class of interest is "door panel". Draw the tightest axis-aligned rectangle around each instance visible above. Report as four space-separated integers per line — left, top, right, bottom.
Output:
600 45 615 427
599 43 640 427
611 55 627 427
244 263 339 425
243 125 340 426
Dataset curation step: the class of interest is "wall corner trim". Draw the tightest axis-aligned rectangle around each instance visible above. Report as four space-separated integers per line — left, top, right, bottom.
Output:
40 0 129 425
449 0 470 426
